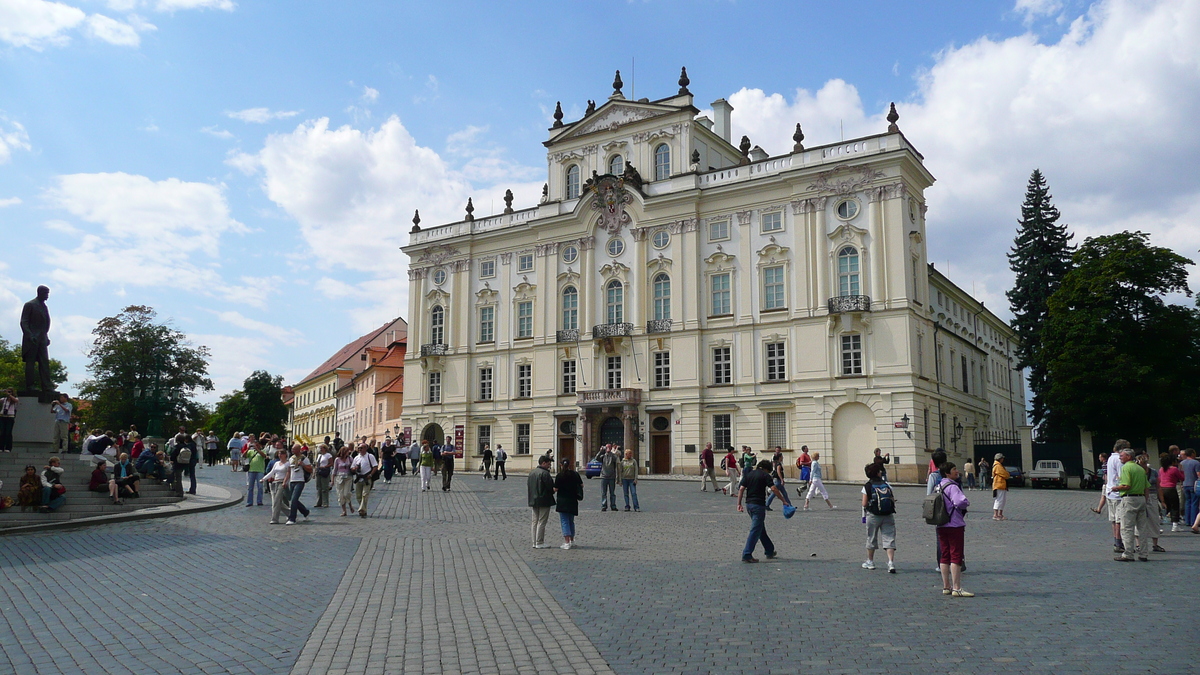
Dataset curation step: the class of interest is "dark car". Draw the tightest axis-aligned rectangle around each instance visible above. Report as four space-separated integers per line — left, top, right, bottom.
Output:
1004 465 1025 488
585 459 602 479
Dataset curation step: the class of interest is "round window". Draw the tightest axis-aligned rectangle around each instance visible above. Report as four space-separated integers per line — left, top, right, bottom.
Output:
606 238 625 257
652 230 670 249
559 420 576 435
836 199 859 220
432 268 447 285
561 245 578 263
651 416 669 431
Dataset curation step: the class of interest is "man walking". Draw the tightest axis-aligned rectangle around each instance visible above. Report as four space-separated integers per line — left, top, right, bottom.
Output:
351 444 379 517
493 444 508 480
737 460 785 563
380 438 396 484
50 393 72 453
1181 448 1200 529
699 442 721 493
441 436 455 492
1113 448 1153 562
482 444 493 479
1107 442 1128 553
431 440 442 477
286 444 312 525
408 438 421 475
598 445 619 511
527 455 556 548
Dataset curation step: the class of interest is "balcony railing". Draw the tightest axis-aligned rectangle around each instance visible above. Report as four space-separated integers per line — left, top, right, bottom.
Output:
646 319 672 334
592 322 634 338
577 388 642 407
827 295 871 313
556 329 580 343
420 343 448 357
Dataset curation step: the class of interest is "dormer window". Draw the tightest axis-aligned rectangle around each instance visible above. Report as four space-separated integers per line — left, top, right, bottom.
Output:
609 155 624 176
566 164 580 199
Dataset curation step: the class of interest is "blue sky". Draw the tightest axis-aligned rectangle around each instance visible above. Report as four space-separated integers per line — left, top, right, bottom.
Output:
1 0 1198 401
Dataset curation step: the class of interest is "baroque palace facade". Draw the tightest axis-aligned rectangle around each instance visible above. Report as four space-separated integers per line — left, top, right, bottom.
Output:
400 70 1025 481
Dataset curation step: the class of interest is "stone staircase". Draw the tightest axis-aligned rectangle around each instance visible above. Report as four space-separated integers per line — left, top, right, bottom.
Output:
0 446 185 528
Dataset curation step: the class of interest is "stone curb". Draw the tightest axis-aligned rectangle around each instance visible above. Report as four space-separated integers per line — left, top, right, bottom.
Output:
0 482 243 536
454 469 928 487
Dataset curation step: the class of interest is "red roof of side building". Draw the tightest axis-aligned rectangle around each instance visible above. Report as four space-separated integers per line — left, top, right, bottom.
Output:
281 385 294 406
377 372 405 394
296 318 407 386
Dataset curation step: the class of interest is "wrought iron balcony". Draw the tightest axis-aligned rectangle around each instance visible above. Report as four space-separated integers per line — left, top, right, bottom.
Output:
646 319 672 334
420 343 448 357
827 295 871 313
577 388 642 407
592 322 634 338
556 329 580 343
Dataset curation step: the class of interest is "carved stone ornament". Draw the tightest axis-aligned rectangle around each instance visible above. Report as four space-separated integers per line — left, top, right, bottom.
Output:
416 244 461 265
790 196 829 215
513 282 537 300
568 105 662 138
407 267 428 281
647 254 672 273
447 259 470 273
808 164 884 196
629 227 649 242
424 287 450 304
756 242 790 264
589 175 634 235
703 250 736 270
828 222 869 245
666 218 698 235
534 242 560 257
475 287 498 305
736 211 752 227
867 182 906 203
499 252 512 265
599 262 630 281
577 236 596 251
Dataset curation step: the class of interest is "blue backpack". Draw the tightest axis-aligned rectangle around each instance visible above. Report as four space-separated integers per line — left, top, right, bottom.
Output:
865 480 896 516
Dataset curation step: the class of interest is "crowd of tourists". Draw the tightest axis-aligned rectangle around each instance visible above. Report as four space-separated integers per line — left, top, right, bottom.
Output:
1091 442 1200 561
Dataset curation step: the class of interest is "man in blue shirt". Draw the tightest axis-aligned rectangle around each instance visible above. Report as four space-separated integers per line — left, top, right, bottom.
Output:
51 394 72 453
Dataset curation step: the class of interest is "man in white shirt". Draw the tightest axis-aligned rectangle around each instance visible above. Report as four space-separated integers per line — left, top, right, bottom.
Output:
351 444 379 518
192 430 207 467
1106 442 1127 553
286 444 312 525
206 431 220 468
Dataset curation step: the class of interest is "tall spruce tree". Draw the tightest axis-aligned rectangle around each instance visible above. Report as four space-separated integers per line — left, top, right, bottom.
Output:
1006 169 1074 432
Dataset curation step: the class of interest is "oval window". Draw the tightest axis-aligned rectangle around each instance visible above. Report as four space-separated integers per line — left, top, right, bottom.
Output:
652 416 670 431
432 268 447 285
561 245 578 263
652 230 670 249
836 199 859 220
607 238 625 257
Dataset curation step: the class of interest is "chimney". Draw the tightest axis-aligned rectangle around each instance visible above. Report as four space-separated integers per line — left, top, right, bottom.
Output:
711 98 733 144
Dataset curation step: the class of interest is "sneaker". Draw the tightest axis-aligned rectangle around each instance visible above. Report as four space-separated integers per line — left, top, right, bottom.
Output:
1172 523 1182 532
1113 556 1133 562
560 543 571 550
803 506 811 511
862 560 876 570
933 567 942 573
941 588 952 595
829 505 838 510
245 503 253 507
285 521 295 526
1113 545 1125 554
764 552 778 560
951 589 975 598
887 562 896 574
534 543 552 549
742 557 759 564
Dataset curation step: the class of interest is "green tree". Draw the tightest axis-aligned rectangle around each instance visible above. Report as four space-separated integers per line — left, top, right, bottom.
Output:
0 335 68 392
1007 169 1075 433
78 305 213 435
1042 231 1200 439
207 370 287 441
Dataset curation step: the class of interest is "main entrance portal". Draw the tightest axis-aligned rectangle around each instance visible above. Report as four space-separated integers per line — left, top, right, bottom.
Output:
421 424 445 446
599 417 624 447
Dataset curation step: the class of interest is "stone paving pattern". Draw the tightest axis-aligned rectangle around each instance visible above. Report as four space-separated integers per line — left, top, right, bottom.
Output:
1 465 1196 674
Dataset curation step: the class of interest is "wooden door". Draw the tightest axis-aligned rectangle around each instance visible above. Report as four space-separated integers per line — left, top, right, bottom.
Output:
651 435 670 474
558 437 575 471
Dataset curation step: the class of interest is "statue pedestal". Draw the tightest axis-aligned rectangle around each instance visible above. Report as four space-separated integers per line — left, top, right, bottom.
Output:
13 396 55 451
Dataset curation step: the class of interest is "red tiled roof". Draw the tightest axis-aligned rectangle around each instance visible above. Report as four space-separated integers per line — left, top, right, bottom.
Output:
377 372 405 394
297 318 407 386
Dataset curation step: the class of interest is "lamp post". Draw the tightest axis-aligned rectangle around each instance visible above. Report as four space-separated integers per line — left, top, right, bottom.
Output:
951 420 965 452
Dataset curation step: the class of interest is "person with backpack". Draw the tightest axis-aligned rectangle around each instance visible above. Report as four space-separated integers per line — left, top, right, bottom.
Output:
929 461 973 597
493 444 508 480
861 462 897 572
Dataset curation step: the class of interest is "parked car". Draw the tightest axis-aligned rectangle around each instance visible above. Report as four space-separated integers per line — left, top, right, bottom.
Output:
1028 460 1067 488
1004 465 1025 488
585 459 602 479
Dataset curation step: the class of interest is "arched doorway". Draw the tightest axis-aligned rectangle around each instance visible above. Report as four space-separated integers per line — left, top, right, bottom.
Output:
831 403 877 481
422 423 445 447
599 417 624 450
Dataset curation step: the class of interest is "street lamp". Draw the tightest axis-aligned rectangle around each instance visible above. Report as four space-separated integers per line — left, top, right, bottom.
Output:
951 420 965 451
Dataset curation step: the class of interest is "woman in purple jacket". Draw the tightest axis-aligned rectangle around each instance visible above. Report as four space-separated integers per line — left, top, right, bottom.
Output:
937 462 973 598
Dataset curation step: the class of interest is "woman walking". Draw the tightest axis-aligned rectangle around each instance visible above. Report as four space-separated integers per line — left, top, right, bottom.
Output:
803 451 837 511
286 444 312 525
262 448 291 524
991 453 1010 520
554 458 584 549
936 462 973 597
419 441 434 492
333 445 354 516
722 446 740 497
314 444 333 507
619 448 640 512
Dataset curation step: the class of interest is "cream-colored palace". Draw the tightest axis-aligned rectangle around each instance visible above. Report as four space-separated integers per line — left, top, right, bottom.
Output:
400 70 1025 481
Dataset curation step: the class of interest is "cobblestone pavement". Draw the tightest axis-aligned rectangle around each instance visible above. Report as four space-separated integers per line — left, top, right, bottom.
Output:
1 466 1196 674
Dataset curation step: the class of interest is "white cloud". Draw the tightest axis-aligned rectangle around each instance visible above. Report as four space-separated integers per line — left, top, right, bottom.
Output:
361 86 379 104
200 125 234 139
727 0 1200 310
0 197 21 207
153 0 234 11
1014 0 1065 23
212 310 303 345
0 0 85 49
0 116 31 164
85 13 140 46
226 107 300 123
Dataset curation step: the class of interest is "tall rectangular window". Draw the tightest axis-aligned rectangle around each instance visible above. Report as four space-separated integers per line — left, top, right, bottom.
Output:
766 411 787 449
765 342 786 381
713 414 732 451
713 347 732 385
518 254 534 272
653 352 671 389
477 425 491 455
561 287 578 330
480 259 495 278
516 423 531 455
711 273 731 316
478 367 493 401
962 356 970 394
516 364 532 398
763 266 785 310
916 334 924 377
708 219 729 242
607 355 622 389
478 306 494 343
516 301 533 338
761 211 782 233
428 371 442 403
841 334 863 375
561 360 576 394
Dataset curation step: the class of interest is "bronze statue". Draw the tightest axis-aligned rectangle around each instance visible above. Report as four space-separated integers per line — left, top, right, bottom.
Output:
20 285 53 394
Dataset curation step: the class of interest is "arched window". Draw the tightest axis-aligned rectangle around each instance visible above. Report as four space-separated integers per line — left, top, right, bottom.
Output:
609 155 624 176
606 279 624 324
566 164 580 199
561 286 578 330
837 246 860 297
654 144 670 181
430 305 445 344
652 273 671 321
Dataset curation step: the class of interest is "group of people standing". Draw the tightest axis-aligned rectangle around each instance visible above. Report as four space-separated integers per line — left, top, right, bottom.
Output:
1093 442 1199 562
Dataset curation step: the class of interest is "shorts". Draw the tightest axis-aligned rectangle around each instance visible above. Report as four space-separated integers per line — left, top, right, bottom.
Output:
1106 497 1122 523
865 513 896 550
230 450 241 462
937 526 965 565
